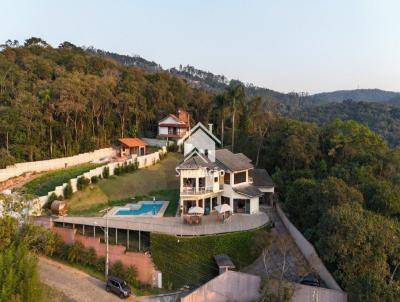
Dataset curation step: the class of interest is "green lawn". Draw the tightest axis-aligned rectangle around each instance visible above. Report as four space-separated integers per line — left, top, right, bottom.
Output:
98 153 181 200
150 227 270 289
65 153 182 216
24 163 101 196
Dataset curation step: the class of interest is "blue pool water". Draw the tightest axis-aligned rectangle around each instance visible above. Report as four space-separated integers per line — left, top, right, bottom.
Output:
114 203 163 216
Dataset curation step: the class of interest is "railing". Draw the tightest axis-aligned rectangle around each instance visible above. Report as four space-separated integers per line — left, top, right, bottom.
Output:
181 187 214 195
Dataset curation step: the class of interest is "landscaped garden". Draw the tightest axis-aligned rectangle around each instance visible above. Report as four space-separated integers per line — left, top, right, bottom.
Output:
23 163 101 196
150 227 271 289
65 153 182 217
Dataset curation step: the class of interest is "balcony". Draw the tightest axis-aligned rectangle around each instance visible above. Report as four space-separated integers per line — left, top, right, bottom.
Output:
181 187 214 195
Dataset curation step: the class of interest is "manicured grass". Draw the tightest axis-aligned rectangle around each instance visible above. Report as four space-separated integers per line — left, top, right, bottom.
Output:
65 153 182 216
24 163 101 196
98 153 181 200
150 227 270 289
66 186 109 215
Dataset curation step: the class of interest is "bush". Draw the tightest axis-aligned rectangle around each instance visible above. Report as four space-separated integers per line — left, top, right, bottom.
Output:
91 175 99 184
63 182 73 199
103 166 110 178
95 256 106 273
110 260 125 277
81 247 97 266
114 165 121 175
110 261 138 287
77 176 90 190
67 242 84 263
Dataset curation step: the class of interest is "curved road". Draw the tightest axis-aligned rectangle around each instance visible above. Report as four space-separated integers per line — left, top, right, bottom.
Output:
39 257 135 302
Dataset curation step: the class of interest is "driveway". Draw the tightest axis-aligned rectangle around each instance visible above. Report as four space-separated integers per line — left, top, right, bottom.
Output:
38 257 135 302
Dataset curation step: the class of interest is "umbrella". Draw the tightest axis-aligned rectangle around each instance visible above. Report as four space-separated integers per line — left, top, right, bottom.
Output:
214 204 233 213
188 206 204 215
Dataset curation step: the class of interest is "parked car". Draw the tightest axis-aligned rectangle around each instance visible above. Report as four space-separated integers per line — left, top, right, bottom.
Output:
106 276 131 298
299 272 321 287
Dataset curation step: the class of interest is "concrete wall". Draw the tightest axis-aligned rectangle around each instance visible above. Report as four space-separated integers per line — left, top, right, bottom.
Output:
276 204 345 293
52 227 158 285
0 148 116 183
31 147 167 213
181 271 261 302
291 283 347 302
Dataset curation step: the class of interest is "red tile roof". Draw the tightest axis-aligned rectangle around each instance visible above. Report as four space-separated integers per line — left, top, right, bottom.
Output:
118 138 147 148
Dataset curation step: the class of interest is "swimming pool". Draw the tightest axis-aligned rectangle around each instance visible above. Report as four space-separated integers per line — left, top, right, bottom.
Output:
113 201 164 216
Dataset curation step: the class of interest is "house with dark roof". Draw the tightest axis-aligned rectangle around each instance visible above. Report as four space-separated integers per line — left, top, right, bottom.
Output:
176 123 274 216
158 109 190 141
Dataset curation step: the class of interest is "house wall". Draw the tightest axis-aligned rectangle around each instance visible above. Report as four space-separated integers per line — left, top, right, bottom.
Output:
276 204 344 292
184 130 216 162
0 148 116 183
221 184 260 214
158 126 168 136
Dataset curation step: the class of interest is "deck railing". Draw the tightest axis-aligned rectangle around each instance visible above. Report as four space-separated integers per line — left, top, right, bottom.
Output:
181 187 214 195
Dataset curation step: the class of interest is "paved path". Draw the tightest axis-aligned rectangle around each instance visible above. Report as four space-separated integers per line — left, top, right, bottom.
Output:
242 206 309 282
52 212 269 236
38 257 135 302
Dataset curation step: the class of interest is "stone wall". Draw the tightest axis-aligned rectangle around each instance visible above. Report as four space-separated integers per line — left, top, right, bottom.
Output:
0 148 116 183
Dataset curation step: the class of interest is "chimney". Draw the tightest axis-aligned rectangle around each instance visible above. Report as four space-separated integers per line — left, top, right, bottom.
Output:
208 124 213 133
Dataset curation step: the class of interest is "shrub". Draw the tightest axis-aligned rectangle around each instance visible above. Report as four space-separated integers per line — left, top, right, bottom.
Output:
81 247 97 266
63 182 73 199
125 265 138 287
110 260 125 277
77 176 90 190
103 166 110 178
114 165 121 175
95 256 106 273
67 242 84 263
91 175 99 184
110 261 138 287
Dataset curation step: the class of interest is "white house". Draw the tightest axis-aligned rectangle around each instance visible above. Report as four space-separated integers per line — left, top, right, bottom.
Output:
176 123 274 216
158 110 190 141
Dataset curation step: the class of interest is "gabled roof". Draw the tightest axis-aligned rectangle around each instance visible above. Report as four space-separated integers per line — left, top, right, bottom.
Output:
215 149 253 172
233 184 263 198
158 114 189 127
118 138 147 148
179 122 221 146
250 169 274 188
176 154 220 170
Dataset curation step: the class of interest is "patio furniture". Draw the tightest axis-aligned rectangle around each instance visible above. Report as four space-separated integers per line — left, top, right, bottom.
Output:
188 206 204 215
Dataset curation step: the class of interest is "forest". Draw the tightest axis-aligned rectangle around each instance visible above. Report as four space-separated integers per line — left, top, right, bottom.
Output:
0 38 399 301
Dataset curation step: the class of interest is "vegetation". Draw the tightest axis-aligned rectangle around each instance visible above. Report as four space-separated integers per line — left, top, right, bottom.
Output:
150 228 270 289
23 163 99 196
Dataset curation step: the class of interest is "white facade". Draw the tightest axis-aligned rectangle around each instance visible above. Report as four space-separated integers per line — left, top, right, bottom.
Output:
179 167 261 215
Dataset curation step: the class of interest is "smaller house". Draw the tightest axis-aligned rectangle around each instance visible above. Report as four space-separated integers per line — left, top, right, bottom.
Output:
118 138 147 157
158 109 190 141
214 254 236 275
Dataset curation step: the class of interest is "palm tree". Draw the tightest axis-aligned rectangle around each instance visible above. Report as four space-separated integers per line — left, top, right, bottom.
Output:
226 83 245 152
215 94 229 147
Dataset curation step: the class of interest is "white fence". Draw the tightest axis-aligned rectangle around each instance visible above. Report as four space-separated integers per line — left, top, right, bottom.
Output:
0 148 116 183
31 147 167 213
276 204 345 293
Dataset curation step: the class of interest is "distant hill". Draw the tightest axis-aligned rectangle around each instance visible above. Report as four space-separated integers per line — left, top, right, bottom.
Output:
310 89 400 104
291 100 400 147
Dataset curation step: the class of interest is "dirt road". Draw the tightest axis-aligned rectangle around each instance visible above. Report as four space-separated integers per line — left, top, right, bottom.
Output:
39 257 135 302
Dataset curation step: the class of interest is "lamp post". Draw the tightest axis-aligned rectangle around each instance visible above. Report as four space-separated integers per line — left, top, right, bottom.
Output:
94 216 109 277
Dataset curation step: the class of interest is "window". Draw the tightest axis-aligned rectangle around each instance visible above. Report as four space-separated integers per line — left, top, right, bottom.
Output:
224 172 230 184
204 149 209 156
198 199 203 207
234 171 246 184
222 196 230 205
199 177 205 188
214 177 218 182
212 197 218 209
183 178 195 188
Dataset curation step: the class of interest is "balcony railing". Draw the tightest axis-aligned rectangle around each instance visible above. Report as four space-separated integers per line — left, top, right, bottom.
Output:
181 187 214 195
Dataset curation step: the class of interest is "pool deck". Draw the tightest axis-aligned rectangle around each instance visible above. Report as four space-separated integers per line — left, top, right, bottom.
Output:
51 212 269 236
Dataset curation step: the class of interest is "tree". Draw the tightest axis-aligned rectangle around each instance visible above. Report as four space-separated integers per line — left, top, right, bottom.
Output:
226 82 245 152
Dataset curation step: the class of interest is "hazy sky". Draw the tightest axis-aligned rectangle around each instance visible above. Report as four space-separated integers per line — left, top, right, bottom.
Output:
1 0 400 93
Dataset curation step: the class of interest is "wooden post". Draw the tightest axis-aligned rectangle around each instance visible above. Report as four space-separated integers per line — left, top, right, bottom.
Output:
115 228 118 244
83 224 85 236
94 225 96 238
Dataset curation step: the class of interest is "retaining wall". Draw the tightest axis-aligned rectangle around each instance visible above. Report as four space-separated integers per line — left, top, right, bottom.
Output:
0 148 116 183
31 147 167 213
52 227 158 285
276 204 344 292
